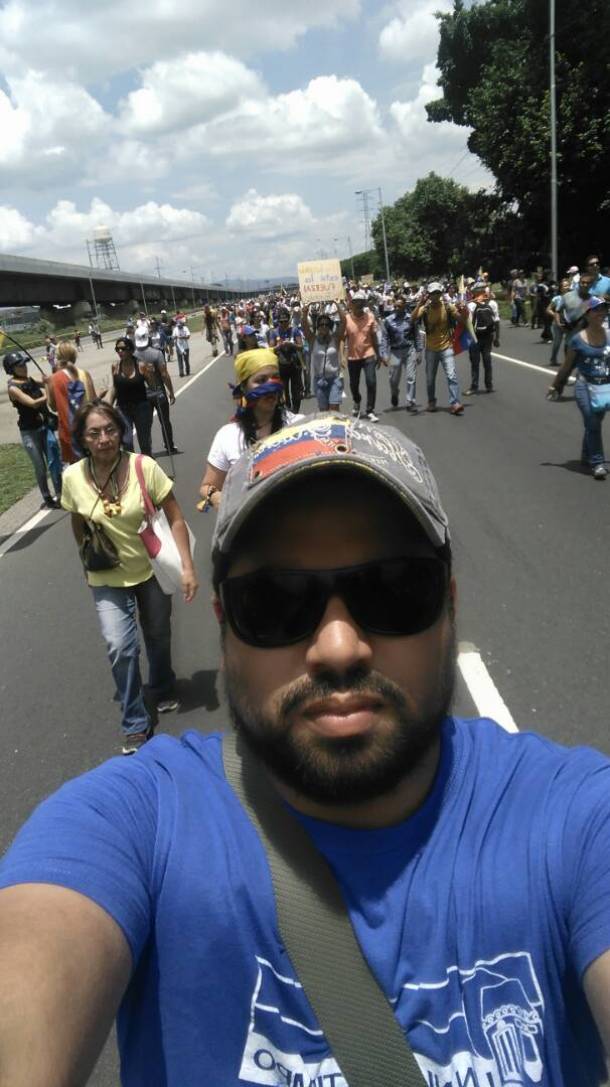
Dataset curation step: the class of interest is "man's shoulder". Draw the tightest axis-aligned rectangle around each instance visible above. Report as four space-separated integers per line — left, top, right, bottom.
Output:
461 716 610 798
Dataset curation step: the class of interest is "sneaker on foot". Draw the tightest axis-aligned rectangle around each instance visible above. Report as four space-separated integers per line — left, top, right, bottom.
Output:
351 406 361 417
463 388 477 397
365 411 379 422
122 727 153 756
449 403 465 416
592 465 608 480
391 394 398 408
406 401 418 413
43 495 60 509
157 697 180 713
426 402 437 413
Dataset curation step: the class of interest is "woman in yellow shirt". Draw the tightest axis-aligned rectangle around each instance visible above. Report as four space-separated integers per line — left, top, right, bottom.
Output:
61 402 198 754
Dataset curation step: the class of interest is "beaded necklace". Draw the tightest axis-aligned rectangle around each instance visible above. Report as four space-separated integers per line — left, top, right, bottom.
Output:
89 454 123 518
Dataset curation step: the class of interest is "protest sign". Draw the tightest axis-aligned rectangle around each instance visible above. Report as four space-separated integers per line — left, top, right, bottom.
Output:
297 259 346 304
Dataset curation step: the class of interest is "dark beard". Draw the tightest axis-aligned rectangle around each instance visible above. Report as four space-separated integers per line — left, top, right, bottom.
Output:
224 630 456 806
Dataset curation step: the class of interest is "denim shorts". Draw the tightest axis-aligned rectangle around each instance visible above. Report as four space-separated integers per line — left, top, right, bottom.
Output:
316 373 343 409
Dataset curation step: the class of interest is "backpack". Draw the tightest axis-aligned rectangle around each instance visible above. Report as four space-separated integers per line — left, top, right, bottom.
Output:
67 372 86 424
473 303 495 334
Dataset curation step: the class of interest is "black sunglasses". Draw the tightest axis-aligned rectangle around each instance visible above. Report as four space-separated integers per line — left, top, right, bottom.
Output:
219 556 448 648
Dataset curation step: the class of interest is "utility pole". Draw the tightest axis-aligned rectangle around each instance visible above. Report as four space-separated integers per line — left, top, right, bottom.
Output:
549 0 558 281
347 235 356 281
354 190 371 254
140 282 148 315
377 186 391 284
155 256 162 278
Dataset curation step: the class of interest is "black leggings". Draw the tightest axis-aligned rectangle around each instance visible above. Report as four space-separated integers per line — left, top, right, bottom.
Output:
279 363 302 413
121 400 153 455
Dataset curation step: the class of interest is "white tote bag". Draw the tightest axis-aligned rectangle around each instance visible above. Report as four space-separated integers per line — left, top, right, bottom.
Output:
135 455 196 595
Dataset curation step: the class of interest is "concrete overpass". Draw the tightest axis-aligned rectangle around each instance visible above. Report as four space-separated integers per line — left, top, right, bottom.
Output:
0 253 249 324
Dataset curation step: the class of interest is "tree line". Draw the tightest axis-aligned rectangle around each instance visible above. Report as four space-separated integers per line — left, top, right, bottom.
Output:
344 0 609 281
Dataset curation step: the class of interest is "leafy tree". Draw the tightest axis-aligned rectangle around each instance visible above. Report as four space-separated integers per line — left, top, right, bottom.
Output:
369 173 518 280
339 249 382 279
426 0 610 266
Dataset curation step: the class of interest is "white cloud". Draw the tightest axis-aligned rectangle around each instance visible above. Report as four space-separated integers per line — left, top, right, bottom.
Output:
379 0 452 64
197 75 384 172
226 190 314 238
119 52 264 136
1 197 211 268
0 0 361 80
0 70 109 181
388 63 493 189
0 205 37 248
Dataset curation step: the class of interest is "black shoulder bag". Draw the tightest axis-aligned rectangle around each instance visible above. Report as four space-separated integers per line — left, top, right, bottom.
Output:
222 731 425 1086
79 464 121 573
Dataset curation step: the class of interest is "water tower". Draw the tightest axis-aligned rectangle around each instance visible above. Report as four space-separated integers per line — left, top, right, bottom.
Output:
87 226 120 271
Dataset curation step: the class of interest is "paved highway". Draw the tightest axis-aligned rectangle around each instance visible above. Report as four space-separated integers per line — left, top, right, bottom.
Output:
0 321 608 1084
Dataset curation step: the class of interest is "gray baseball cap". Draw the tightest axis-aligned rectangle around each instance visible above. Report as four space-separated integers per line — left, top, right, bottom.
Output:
212 414 450 558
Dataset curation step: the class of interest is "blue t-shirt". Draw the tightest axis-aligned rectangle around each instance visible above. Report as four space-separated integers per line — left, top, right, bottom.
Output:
572 330 610 382
0 718 609 1086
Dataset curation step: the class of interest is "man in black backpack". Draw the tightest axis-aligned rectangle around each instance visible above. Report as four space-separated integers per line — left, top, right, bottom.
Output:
465 284 500 395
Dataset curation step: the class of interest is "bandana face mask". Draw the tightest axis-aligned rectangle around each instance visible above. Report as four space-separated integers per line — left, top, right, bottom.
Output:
233 377 283 415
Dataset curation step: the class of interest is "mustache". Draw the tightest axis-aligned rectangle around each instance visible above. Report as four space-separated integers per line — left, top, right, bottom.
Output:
278 666 408 721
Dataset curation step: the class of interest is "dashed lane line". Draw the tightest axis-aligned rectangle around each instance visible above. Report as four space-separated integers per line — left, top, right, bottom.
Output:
457 642 518 733
0 349 226 561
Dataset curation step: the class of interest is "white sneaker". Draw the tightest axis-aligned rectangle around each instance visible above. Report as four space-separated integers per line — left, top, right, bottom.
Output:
351 406 361 417
365 411 379 422
592 465 607 480
157 697 180 713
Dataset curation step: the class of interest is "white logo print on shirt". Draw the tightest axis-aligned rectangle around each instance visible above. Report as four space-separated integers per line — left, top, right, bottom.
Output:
238 951 544 1087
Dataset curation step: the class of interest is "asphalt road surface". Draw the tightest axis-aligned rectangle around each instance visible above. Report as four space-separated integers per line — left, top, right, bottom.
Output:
0 320 609 1085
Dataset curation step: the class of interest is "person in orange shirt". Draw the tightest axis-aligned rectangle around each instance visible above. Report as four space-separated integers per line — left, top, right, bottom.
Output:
344 292 384 422
412 283 464 415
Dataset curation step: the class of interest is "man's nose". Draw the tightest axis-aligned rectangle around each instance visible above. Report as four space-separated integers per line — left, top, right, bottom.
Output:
305 595 372 676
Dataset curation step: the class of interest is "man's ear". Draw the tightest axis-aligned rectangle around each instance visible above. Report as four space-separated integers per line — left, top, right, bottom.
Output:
212 596 224 624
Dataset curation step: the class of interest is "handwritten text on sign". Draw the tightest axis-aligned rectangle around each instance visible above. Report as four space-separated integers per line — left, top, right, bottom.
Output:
298 259 346 304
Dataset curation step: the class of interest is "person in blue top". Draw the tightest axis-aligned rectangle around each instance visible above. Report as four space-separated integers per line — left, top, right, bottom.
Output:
548 296 610 478
1 413 610 1086
381 294 423 412
583 255 610 301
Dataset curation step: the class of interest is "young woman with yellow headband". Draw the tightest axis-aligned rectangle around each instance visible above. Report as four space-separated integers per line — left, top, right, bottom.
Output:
198 348 304 511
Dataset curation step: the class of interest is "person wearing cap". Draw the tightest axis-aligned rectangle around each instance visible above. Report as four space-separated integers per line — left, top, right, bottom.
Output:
2 412 610 1083
268 309 305 413
412 284 465 415
567 264 580 290
4 350 62 508
172 319 191 377
547 296 610 479
345 291 384 422
198 347 302 511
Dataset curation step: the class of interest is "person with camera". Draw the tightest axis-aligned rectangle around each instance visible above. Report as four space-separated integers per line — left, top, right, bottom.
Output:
4 350 62 508
60 401 197 753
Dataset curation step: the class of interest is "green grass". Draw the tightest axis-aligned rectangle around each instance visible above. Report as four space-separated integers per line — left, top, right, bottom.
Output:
0 443 37 514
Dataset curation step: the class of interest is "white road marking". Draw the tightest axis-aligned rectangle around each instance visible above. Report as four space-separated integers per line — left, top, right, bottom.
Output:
491 350 551 376
0 349 226 560
457 642 518 733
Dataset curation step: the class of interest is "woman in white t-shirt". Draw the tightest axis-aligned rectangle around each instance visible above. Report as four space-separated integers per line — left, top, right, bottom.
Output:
198 348 302 511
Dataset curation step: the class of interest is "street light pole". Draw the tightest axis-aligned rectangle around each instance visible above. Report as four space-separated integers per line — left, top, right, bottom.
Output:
347 235 356 281
377 186 391 284
549 0 558 282
140 282 148 316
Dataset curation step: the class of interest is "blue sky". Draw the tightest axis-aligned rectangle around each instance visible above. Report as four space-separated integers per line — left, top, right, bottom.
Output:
0 0 492 283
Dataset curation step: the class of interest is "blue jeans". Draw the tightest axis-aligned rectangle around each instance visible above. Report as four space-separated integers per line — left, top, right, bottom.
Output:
348 357 377 413
92 576 175 735
21 427 62 501
315 373 343 410
574 379 606 467
425 348 461 407
549 323 564 366
389 346 418 404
